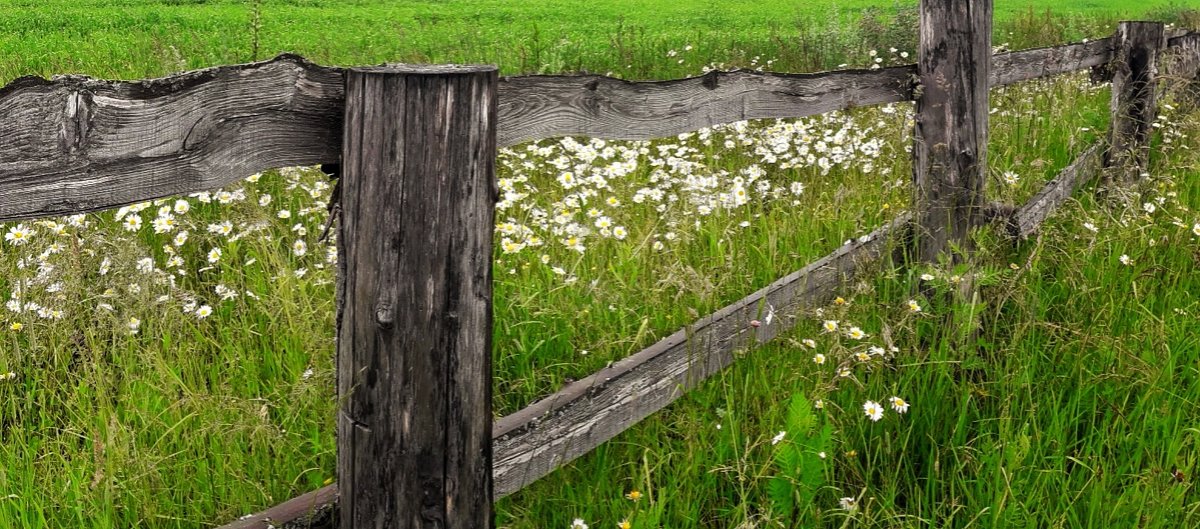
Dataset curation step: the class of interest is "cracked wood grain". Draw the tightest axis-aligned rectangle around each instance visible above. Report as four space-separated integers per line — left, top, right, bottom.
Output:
1164 32 1200 82
1107 22 1165 177
911 0 991 263
0 59 914 226
495 66 916 145
0 54 344 222
336 65 497 529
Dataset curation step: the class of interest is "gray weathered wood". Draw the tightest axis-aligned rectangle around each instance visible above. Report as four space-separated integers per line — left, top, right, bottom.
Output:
0 54 344 222
1163 32 1200 95
0 39 1152 224
219 485 337 529
1106 21 1165 177
495 66 915 145
1169 32 1200 78
216 214 909 528
912 0 992 262
0 59 916 224
338 64 497 529
496 40 1124 146
1008 143 1105 239
1094 30 1190 85
990 38 1112 87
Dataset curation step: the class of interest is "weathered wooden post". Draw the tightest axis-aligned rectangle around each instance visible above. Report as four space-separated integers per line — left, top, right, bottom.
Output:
338 65 498 528
912 0 992 263
1106 21 1165 179
1169 33 1200 102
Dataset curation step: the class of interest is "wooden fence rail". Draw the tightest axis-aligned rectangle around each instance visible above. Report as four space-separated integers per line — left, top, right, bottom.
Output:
1 3 1198 527
1007 143 1107 240
3 31 1169 224
989 38 1112 86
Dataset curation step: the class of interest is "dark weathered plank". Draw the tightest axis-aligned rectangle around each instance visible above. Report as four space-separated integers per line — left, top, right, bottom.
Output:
1166 28 1193 39
499 38 1123 147
337 64 497 528
1008 143 1105 239
0 63 914 223
491 214 909 496
912 0 991 262
1164 32 1200 82
0 54 344 222
495 66 916 146
990 38 1112 87
219 486 337 529
0 39 1148 224
216 214 909 528
1107 21 1165 177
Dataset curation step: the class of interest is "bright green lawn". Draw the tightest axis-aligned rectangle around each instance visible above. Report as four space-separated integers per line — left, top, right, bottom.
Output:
0 0 1193 82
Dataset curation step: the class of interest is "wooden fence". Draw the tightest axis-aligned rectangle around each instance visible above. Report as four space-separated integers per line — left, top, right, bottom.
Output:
2 0 1198 526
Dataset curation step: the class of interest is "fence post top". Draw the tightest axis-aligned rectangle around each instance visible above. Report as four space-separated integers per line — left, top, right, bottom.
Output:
348 64 498 75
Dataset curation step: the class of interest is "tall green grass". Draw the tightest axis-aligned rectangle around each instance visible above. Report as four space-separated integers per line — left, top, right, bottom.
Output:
497 80 1200 529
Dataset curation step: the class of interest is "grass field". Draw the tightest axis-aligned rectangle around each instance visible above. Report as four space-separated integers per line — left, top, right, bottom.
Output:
1 0 1197 81
1 1 1199 528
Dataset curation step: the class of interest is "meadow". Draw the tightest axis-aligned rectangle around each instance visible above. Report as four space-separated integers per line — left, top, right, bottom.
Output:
2 0 1197 81
0 1 1199 528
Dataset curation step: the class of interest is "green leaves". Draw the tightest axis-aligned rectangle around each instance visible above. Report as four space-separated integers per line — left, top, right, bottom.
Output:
767 393 832 523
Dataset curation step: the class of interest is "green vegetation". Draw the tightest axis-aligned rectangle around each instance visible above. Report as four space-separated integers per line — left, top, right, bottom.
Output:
0 1 1197 528
1 0 1197 82
496 75 1200 529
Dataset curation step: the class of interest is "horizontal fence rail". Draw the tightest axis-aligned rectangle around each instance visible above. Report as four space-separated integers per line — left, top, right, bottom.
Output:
1007 142 1106 239
6 34 1198 224
496 66 915 145
0 57 344 223
492 214 908 496
989 38 1112 86
220 486 337 529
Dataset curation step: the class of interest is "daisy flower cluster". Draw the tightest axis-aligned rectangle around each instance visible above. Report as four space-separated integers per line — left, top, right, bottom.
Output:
1 167 336 347
494 108 907 281
1060 100 1194 272
861 396 909 421
801 296 911 393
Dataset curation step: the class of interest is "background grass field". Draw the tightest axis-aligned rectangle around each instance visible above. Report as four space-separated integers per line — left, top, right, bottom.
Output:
2 0 1197 81
1 1 1199 528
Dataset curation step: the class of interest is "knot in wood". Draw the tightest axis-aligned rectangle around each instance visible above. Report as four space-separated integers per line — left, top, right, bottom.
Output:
374 301 394 328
